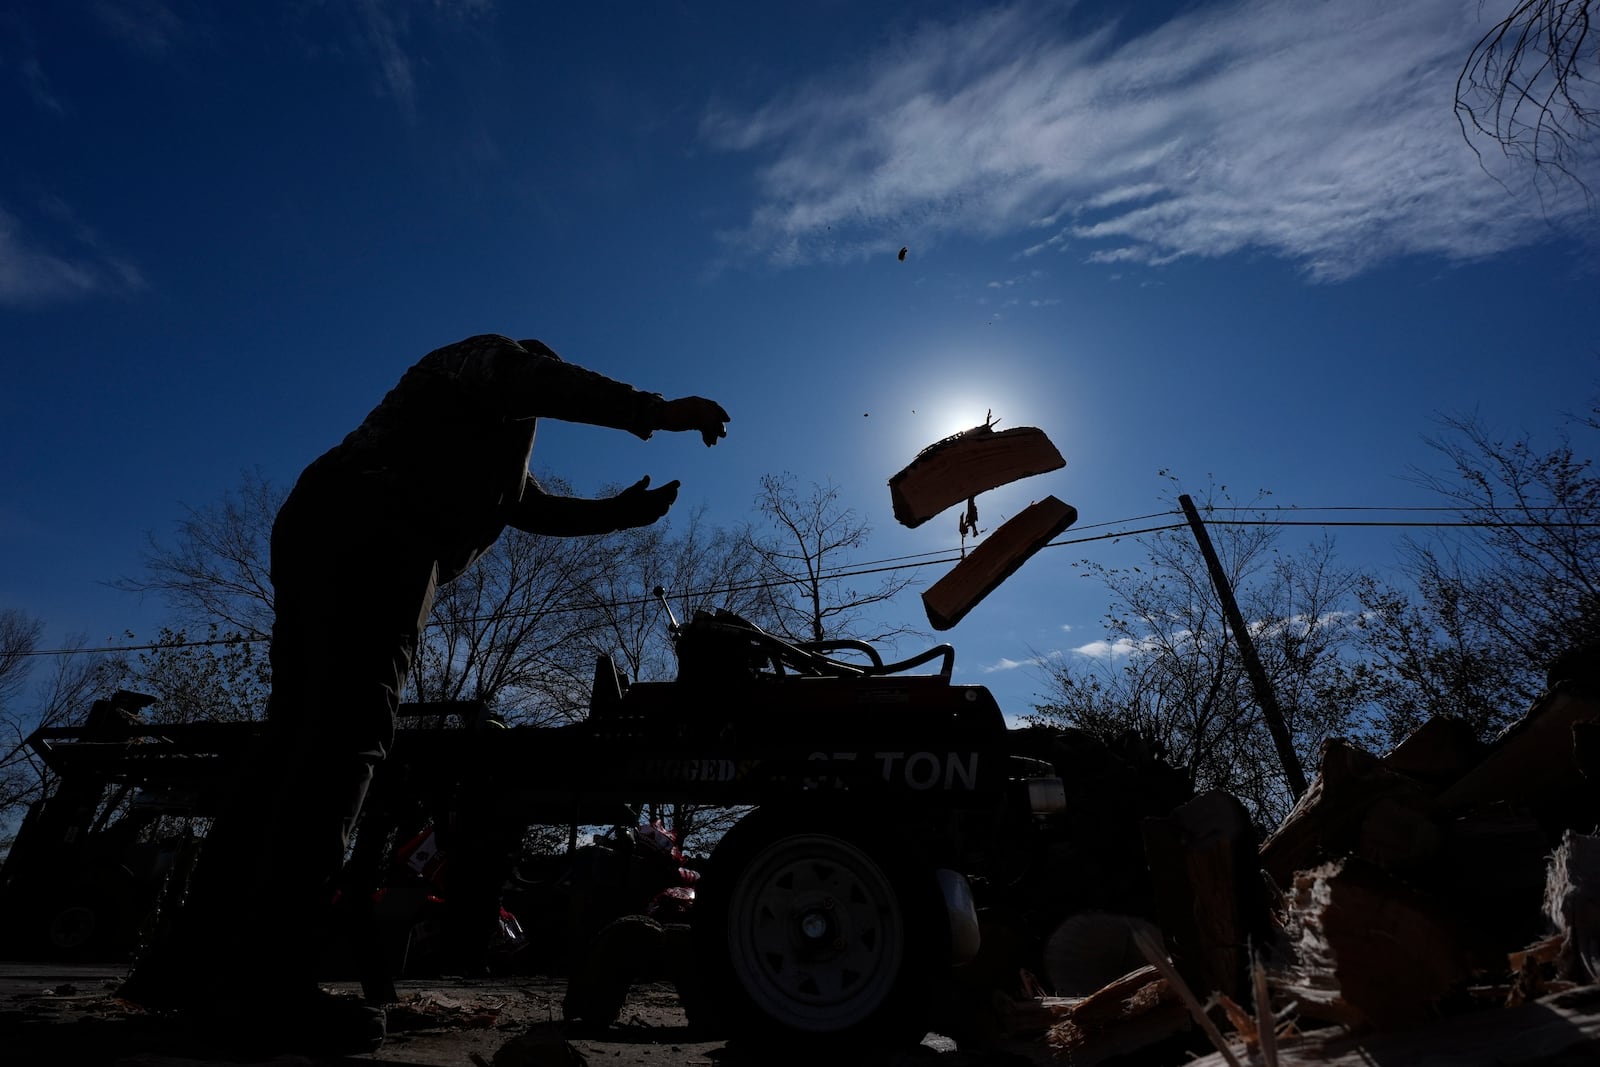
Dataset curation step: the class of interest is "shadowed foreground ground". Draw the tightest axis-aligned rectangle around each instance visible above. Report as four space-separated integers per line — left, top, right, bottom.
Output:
0 962 1006 1067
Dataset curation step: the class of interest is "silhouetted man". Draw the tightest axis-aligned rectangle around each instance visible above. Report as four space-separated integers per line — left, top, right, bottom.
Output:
124 334 729 1053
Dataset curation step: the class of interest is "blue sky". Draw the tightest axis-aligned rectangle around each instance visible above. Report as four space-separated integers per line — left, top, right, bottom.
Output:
2 0 1596 721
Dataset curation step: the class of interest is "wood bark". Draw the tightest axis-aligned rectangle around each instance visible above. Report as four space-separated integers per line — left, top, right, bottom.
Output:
1177 986 1600 1066
1141 790 1267 1003
1277 858 1471 1031
1379 713 1485 789
1258 739 1435 887
994 968 1191 1065
920 496 1076 630
1437 685 1600 817
1546 831 1600 981
888 424 1065 529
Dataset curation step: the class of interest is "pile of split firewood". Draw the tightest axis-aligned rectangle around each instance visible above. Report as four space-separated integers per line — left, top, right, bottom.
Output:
993 660 1600 1066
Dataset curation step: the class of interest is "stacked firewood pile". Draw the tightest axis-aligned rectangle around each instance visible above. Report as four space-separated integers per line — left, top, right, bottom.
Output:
993 657 1600 1065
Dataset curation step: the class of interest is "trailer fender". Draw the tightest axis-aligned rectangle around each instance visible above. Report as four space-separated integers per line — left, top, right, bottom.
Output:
936 868 980 966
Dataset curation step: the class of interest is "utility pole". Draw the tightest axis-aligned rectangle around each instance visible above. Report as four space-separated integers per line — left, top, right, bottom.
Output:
1177 494 1308 800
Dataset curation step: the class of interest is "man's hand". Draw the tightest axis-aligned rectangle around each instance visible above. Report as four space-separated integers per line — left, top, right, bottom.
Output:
611 475 680 529
659 396 730 447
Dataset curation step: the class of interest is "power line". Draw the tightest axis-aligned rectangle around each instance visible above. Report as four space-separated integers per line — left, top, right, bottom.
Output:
1199 505 1571 512
21 521 1201 655
18 506 1597 658
19 633 267 658
1202 519 1600 528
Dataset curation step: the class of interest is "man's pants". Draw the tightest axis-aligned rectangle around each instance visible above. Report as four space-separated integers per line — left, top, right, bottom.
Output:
139 472 435 997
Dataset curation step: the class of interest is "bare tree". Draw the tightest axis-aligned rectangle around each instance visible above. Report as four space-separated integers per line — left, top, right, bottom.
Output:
1457 0 1598 198
133 625 271 725
0 610 42 712
1355 403 1600 738
1352 575 1528 746
1029 482 1371 828
569 505 769 856
0 616 125 845
412 522 620 726
1242 535 1374 764
748 472 918 646
114 467 282 639
113 469 634 727
578 503 768 686
0 611 47 826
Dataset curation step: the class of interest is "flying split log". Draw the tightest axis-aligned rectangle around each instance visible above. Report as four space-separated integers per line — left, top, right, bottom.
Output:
921 496 1077 630
888 423 1066 529
891 420 1072 629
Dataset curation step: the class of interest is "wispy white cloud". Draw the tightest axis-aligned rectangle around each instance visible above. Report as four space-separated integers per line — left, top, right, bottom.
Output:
982 649 1061 673
1070 636 1145 660
1068 610 1354 663
353 0 418 118
346 0 493 119
1249 610 1355 641
1 10 66 115
1069 629 1188 660
987 269 1044 288
93 1 181 55
84 1 482 122
19 56 64 115
0 203 145 307
702 0 1595 279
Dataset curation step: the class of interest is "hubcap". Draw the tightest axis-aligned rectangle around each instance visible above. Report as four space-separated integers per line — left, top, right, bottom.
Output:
50 905 96 949
725 833 904 1033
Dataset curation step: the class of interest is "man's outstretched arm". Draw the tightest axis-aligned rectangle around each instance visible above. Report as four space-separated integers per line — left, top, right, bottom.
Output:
511 337 730 446
656 395 730 447
503 475 681 536
448 335 731 445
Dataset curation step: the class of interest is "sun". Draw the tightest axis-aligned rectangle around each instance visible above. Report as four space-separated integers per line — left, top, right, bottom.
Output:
912 380 1026 446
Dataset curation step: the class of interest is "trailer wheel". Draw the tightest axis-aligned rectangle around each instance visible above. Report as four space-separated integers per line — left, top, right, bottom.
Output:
690 810 944 1047
47 903 99 956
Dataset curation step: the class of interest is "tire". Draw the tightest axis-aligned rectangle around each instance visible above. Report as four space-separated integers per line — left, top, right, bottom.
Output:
689 808 946 1048
46 902 100 958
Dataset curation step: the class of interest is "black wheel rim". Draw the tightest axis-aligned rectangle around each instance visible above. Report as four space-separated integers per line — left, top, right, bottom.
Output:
49 905 96 949
724 832 904 1033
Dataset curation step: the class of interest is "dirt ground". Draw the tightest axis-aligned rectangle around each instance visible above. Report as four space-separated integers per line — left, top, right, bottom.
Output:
0 963 985 1067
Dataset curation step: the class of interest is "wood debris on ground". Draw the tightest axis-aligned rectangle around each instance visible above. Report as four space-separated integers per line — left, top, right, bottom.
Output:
989 647 1600 1065
477 1021 590 1067
384 988 506 1032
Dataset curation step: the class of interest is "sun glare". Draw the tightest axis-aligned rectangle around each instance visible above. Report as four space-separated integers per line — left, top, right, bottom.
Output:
873 335 1081 481
907 376 1031 452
